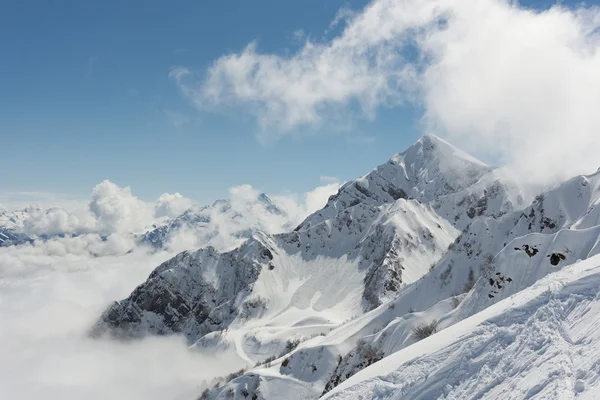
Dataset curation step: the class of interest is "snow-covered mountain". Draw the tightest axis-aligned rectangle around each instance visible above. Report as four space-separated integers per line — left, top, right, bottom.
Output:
137 193 285 252
92 197 458 340
92 135 600 400
0 208 33 246
0 191 289 253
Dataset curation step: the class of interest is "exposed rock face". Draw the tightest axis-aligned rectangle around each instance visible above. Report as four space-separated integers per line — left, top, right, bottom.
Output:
92 241 269 339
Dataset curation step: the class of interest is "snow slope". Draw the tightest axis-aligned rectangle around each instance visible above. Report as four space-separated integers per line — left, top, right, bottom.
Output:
325 253 600 400
299 135 523 234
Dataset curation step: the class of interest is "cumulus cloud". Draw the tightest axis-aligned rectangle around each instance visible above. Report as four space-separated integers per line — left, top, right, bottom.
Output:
89 180 154 234
162 182 341 253
271 180 342 227
1 181 196 242
154 192 195 219
3 177 340 255
0 244 244 400
172 0 600 181
22 207 99 236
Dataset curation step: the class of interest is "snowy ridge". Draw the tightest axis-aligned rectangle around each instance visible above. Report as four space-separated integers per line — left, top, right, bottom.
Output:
92 198 457 342
297 135 495 231
325 254 600 400
137 193 286 252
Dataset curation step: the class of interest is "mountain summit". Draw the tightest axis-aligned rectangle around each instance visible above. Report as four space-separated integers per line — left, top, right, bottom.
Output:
297 134 495 231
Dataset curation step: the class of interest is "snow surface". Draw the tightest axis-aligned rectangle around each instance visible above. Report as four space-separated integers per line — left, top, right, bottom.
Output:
325 254 600 400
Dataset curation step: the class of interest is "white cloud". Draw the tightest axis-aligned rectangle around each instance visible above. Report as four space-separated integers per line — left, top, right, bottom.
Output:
271 181 341 228
158 182 341 253
0 243 243 400
3 178 340 254
154 192 195 219
1 181 195 242
89 180 154 234
172 0 600 181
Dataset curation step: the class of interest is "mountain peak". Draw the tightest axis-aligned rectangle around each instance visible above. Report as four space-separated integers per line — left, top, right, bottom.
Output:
257 193 283 215
392 134 489 168
297 134 495 230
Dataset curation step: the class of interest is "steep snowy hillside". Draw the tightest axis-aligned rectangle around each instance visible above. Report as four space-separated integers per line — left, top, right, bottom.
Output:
325 253 600 400
407 169 600 320
182 159 600 399
197 220 600 400
92 198 457 342
138 193 286 252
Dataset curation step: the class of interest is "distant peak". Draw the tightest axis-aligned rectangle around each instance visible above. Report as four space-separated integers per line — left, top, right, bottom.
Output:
210 199 230 208
257 193 284 215
420 133 444 143
393 134 489 168
258 193 274 204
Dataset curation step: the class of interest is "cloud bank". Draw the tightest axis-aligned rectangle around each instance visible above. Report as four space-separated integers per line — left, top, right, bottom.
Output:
0 180 341 398
172 0 600 181
3 178 340 254
160 181 341 253
0 245 243 400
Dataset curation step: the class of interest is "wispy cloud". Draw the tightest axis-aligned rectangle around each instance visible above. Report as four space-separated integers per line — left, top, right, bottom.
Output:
292 29 306 42
171 0 600 182
320 175 341 184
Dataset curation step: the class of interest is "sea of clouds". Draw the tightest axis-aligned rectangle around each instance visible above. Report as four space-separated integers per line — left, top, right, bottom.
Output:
0 178 339 399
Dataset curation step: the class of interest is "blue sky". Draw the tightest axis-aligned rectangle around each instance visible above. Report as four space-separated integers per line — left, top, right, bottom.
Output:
0 0 592 205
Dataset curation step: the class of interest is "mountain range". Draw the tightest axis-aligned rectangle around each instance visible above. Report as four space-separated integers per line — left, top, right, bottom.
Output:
137 193 286 252
91 134 600 399
0 191 287 253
